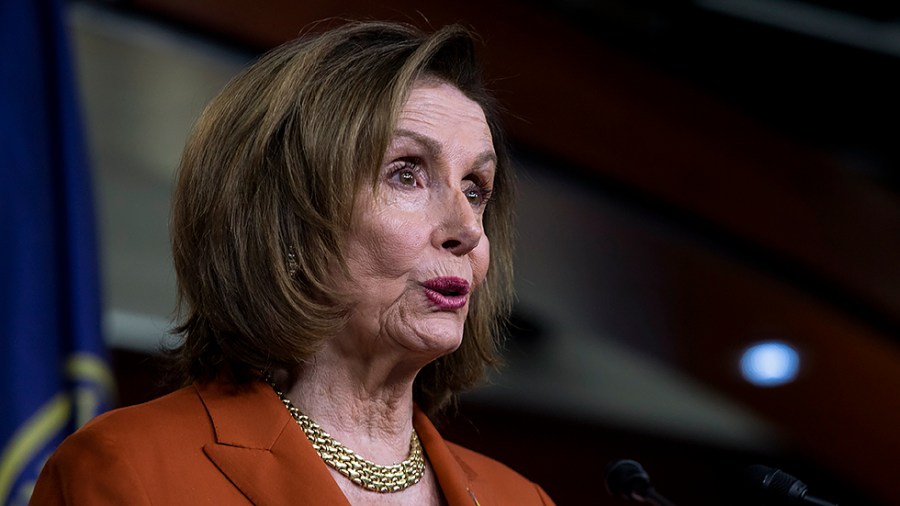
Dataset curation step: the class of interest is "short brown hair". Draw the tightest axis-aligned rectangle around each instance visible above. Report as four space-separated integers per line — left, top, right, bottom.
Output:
170 21 515 413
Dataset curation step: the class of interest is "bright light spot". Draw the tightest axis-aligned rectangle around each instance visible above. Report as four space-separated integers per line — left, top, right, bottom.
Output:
740 341 800 387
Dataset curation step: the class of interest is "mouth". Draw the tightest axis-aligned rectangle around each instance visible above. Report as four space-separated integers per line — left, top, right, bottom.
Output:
422 277 470 310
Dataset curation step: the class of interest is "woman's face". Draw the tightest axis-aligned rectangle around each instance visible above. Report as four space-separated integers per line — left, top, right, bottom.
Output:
338 80 495 363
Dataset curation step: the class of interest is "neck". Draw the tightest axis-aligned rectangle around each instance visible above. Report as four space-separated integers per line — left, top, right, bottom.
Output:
274 344 425 465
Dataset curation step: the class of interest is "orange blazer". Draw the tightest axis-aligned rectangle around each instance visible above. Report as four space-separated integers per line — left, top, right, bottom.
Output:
31 379 554 505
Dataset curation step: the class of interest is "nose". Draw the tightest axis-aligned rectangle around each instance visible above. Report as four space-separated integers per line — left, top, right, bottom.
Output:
432 189 483 256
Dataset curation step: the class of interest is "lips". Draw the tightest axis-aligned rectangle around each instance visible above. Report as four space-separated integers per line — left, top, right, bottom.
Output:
422 276 470 310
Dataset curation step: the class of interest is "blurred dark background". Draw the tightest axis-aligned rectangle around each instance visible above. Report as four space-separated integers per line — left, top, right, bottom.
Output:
71 0 899 504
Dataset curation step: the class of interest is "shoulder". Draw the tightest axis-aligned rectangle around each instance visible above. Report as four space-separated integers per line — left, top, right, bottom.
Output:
445 441 556 505
44 385 211 470
47 386 207 465
414 406 555 505
31 384 238 505
29 388 203 506
444 440 523 480
89 383 202 424
76 384 209 446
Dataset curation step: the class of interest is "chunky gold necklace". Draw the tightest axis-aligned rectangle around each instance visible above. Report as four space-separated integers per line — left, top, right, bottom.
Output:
268 379 426 493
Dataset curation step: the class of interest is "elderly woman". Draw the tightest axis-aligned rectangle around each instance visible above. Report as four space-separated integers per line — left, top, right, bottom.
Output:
32 21 553 505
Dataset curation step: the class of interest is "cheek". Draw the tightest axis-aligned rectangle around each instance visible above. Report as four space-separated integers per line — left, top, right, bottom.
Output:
471 235 491 287
351 213 428 279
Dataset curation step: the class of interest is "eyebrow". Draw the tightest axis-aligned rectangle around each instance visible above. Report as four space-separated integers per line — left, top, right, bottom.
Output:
394 128 497 170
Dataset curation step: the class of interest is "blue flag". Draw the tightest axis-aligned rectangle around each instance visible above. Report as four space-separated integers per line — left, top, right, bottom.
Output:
0 1 114 504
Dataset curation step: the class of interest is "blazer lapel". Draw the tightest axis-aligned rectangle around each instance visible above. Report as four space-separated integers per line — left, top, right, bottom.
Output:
414 408 480 506
196 380 350 506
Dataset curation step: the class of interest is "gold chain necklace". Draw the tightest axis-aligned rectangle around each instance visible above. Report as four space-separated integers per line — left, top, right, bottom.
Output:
267 379 426 493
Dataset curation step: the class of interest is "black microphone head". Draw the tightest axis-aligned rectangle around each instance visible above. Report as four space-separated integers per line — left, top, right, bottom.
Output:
744 465 809 503
606 459 652 501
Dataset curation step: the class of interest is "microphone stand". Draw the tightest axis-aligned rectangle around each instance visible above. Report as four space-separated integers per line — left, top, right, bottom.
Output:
643 487 678 506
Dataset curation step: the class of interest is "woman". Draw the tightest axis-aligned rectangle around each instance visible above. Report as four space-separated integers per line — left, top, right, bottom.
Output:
32 21 554 505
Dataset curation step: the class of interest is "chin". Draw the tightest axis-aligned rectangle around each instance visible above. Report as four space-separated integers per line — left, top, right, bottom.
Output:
409 322 465 357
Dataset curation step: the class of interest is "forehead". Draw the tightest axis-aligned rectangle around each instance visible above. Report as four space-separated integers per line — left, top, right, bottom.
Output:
396 81 493 148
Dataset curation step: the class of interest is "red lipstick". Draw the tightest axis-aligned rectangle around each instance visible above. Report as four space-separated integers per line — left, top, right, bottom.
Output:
422 277 470 310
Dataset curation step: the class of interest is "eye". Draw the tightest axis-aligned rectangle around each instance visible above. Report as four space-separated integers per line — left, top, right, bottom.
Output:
387 159 424 188
398 169 415 186
463 179 494 207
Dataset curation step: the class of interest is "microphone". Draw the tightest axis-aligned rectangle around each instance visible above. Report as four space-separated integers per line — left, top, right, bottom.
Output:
605 459 678 506
743 465 839 506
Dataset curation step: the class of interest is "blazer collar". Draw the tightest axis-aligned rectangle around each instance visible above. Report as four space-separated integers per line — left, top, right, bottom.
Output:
195 379 478 506
195 380 350 505
413 407 481 506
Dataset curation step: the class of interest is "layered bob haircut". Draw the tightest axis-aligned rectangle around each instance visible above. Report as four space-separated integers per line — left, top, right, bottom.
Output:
170 21 515 413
